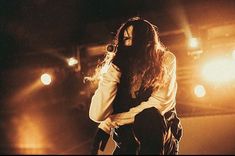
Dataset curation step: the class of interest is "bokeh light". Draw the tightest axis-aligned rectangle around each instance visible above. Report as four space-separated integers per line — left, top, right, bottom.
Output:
189 37 199 48
67 57 78 66
40 73 52 85
194 84 206 98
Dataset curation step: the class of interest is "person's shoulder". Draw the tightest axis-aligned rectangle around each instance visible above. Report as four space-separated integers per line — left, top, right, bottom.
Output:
163 51 176 65
164 51 176 60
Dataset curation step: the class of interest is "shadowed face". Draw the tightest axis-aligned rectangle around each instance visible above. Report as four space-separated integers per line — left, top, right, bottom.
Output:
123 25 133 47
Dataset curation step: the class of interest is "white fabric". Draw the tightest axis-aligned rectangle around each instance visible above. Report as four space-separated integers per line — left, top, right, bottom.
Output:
89 63 121 123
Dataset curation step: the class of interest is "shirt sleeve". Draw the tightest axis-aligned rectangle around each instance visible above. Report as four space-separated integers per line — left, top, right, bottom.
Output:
89 63 121 123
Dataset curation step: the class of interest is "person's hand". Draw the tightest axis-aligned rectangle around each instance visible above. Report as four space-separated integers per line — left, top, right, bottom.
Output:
91 128 110 155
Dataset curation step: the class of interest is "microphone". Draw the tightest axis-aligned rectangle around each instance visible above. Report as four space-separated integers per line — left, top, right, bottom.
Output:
106 44 118 53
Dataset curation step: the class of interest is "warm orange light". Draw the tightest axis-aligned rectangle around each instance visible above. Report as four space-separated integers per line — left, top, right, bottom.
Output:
15 115 49 154
232 50 235 60
202 58 235 84
40 73 52 85
11 80 42 103
67 57 78 66
189 37 199 48
194 85 206 98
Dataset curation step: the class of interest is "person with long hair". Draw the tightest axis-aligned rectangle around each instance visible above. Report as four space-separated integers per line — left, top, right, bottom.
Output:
88 17 182 155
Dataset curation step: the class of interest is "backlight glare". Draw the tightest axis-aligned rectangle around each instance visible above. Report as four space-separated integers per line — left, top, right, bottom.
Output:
202 58 235 84
232 50 235 60
189 38 199 48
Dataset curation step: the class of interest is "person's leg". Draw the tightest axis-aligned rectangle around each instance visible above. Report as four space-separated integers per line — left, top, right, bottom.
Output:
164 109 182 155
112 126 139 155
112 142 139 155
164 127 180 155
133 107 167 155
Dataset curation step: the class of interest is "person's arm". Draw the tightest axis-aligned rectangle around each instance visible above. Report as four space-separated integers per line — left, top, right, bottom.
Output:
89 63 121 123
100 51 177 127
89 63 121 154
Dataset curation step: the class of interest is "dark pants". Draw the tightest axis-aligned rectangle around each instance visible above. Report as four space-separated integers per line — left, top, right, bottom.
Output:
113 107 179 155
134 107 179 155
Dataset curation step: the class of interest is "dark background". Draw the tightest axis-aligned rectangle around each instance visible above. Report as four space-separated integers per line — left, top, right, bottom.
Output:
1 0 235 54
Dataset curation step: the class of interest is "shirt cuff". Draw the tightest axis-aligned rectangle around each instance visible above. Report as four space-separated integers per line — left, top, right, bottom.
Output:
98 121 111 134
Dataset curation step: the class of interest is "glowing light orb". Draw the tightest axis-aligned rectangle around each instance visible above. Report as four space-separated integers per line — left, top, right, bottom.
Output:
40 73 52 85
194 85 206 98
189 38 199 48
67 57 78 66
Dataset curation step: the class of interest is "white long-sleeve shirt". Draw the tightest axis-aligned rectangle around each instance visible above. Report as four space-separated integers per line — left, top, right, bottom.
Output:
89 51 177 133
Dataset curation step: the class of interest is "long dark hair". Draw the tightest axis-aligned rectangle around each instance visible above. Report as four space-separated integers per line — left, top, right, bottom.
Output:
86 17 168 92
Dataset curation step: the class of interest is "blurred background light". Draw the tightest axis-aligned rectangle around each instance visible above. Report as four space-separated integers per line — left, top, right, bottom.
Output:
188 37 199 48
40 73 52 85
14 114 51 154
232 50 235 60
67 57 78 66
202 58 235 84
194 84 206 98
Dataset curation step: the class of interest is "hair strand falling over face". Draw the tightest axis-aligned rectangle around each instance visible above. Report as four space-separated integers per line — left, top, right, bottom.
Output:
86 17 168 92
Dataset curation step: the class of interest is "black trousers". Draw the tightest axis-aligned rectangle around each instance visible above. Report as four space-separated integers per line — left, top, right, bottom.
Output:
113 107 179 155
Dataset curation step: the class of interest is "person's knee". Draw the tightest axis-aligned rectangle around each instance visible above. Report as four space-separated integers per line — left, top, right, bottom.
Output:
133 107 167 154
134 107 164 126
133 107 166 141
